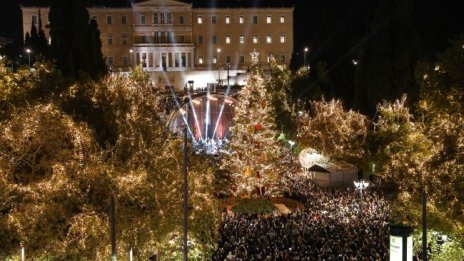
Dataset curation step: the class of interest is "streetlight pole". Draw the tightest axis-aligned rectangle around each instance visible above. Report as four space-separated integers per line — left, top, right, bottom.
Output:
110 194 117 261
26 49 31 67
304 47 309 68
422 190 427 261
129 49 133 69
183 126 188 261
227 62 230 89
217 48 221 88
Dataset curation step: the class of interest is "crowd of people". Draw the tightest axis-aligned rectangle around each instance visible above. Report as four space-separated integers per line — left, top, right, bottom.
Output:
213 177 391 260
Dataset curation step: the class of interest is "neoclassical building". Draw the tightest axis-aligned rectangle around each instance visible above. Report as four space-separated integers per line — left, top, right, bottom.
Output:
21 0 294 89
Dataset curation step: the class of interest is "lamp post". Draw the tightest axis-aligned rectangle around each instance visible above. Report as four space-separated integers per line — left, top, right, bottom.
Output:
304 47 309 68
217 48 221 87
182 126 188 261
354 180 369 215
110 194 117 261
178 104 190 261
129 49 133 68
226 62 230 90
26 48 31 67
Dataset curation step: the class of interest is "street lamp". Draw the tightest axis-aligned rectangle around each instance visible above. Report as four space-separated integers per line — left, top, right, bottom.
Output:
354 180 369 214
217 48 221 87
129 49 133 68
226 61 230 90
304 47 309 68
26 48 31 67
182 126 188 261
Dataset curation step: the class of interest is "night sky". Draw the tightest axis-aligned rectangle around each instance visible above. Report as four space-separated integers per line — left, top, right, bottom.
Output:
1 0 463 64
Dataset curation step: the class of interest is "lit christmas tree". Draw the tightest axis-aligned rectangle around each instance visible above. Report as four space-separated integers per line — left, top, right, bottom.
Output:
222 51 290 197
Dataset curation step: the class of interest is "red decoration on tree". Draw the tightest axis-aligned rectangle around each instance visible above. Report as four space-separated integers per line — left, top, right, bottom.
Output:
255 123 263 131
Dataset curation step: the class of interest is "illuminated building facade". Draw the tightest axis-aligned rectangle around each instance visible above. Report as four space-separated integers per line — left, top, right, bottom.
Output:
21 0 294 89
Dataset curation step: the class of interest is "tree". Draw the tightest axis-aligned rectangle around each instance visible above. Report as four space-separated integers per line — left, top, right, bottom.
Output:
49 0 106 80
297 98 368 163
372 96 432 194
23 11 48 59
0 61 66 120
415 36 464 239
221 52 292 197
0 103 107 259
0 68 220 259
266 57 294 136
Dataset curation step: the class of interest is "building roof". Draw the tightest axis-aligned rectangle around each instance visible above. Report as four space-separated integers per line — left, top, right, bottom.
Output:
308 161 358 173
190 0 294 8
20 0 132 8
21 0 293 9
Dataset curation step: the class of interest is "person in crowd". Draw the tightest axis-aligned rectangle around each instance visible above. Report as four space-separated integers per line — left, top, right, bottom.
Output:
213 178 390 260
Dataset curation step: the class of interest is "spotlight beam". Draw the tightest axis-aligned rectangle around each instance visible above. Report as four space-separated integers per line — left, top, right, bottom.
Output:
168 85 194 137
186 87 203 140
205 84 212 140
212 78 233 139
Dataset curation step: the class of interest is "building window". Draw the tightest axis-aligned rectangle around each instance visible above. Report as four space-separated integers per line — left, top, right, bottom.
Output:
122 34 128 45
141 35 149 43
181 53 186 67
253 35 258 44
240 35 244 44
141 53 147 67
280 16 285 23
140 15 146 24
162 53 167 69
160 13 165 24
212 16 216 24
175 53 180 67
239 16 244 24
226 56 231 64
107 35 113 45
198 35 203 44
121 15 127 25
212 56 217 64
266 16 272 24
123 56 129 65
31 15 38 25
240 55 245 64
179 35 185 43
197 16 203 24
253 16 258 24
225 16 231 24
167 13 172 24
179 16 184 24
153 13 158 24
266 34 272 44
280 34 286 43
212 35 217 44
280 54 286 63
267 54 272 63
199 56 204 64
106 15 112 25
108 56 114 65
225 35 231 44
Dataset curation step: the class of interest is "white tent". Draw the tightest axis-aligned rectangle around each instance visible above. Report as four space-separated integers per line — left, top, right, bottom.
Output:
308 161 358 188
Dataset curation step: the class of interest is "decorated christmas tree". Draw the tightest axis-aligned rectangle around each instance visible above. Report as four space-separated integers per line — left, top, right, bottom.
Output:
221 51 290 197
